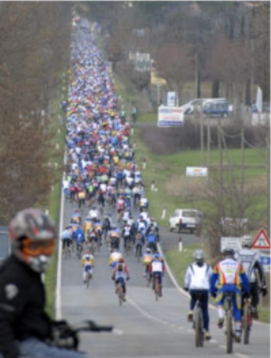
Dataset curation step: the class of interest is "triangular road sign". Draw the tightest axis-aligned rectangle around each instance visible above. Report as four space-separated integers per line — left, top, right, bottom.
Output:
251 228 270 249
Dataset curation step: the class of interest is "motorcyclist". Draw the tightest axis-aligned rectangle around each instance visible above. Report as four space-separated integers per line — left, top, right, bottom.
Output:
0 208 91 358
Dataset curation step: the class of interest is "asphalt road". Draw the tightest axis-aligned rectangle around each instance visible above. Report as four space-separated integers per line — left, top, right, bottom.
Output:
60 202 270 358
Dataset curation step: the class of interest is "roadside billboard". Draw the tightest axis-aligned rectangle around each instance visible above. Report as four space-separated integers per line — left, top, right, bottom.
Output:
157 106 184 127
186 167 208 177
167 92 176 107
220 236 242 252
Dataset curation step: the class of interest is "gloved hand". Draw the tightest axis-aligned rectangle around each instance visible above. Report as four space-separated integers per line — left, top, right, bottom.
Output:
50 320 78 350
183 287 189 292
211 291 217 298
261 285 267 297
111 277 115 280
126 277 130 281
243 291 250 299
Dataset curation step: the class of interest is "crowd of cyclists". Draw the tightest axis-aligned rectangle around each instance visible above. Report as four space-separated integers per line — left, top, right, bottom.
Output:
60 15 268 346
60 16 165 302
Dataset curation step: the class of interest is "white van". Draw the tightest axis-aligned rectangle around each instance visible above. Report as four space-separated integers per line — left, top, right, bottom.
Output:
169 209 202 234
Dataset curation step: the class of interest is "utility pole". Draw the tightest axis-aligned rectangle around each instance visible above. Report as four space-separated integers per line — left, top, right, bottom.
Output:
266 134 270 238
195 52 198 98
218 117 223 212
207 116 211 170
200 101 204 165
240 124 245 216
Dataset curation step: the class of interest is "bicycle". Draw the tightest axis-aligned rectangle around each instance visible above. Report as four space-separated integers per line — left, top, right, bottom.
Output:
124 237 133 256
153 273 161 301
242 297 252 345
85 267 92 289
135 243 142 262
194 293 204 348
224 292 235 354
116 278 125 306
76 242 84 259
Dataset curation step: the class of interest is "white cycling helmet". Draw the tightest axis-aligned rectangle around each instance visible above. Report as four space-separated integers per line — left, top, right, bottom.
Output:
241 235 253 248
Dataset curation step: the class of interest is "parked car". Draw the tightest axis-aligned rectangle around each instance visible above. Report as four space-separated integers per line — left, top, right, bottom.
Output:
180 98 206 114
202 99 230 118
250 102 270 113
169 208 202 234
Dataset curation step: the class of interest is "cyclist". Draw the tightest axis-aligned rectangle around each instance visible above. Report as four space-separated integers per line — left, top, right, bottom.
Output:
184 249 213 340
111 257 130 301
61 226 73 254
109 225 121 251
71 209 81 225
0 208 89 358
72 226 85 256
210 247 249 343
235 235 267 319
122 221 132 251
108 249 123 270
149 253 165 297
146 229 157 253
81 250 95 283
134 230 145 258
139 194 148 213
142 248 153 279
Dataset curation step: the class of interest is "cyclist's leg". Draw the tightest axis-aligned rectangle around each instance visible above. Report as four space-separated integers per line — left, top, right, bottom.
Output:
233 289 242 339
19 338 92 358
216 288 226 327
200 290 210 332
250 281 259 315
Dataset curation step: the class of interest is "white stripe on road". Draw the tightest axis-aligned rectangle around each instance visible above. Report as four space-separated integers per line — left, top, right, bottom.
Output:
55 151 67 320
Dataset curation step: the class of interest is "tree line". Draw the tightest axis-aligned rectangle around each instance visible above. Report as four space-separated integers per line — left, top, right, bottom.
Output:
0 2 72 224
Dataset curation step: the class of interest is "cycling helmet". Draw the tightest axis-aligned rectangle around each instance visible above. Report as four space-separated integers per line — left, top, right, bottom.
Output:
222 247 235 257
146 248 151 254
154 253 160 260
241 235 253 248
193 249 205 262
9 208 56 273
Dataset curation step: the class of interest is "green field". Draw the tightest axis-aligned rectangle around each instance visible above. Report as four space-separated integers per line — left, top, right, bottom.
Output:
114 76 268 228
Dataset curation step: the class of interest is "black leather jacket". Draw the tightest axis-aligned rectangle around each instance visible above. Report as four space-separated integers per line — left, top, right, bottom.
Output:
0 255 52 358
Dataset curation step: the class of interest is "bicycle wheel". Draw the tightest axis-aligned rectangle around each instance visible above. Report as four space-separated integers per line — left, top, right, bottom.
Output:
195 306 204 347
86 271 92 289
136 245 141 262
243 303 250 345
154 277 159 301
226 311 233 353
117 283 123 306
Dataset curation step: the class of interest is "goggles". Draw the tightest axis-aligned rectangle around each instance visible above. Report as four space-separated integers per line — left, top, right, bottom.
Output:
22 238 55 257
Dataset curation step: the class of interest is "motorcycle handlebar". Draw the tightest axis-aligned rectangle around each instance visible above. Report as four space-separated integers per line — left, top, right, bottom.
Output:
72 320 114 333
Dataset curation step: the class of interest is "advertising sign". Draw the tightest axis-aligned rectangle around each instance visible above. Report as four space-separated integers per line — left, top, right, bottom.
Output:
260 254 271 272
167 92 176 107
186 167 208 177
157 106 184 127
220 237 242 252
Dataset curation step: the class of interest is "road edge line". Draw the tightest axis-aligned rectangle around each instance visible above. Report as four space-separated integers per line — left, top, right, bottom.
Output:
55 150 66 320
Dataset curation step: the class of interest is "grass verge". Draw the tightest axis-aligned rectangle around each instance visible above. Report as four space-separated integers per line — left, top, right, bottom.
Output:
44 85 67 318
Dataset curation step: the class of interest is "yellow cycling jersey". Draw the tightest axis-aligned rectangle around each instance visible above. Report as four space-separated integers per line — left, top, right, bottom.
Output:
142 254 153 265
81 255 95 268
108 252 122 266
78 192 86 199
